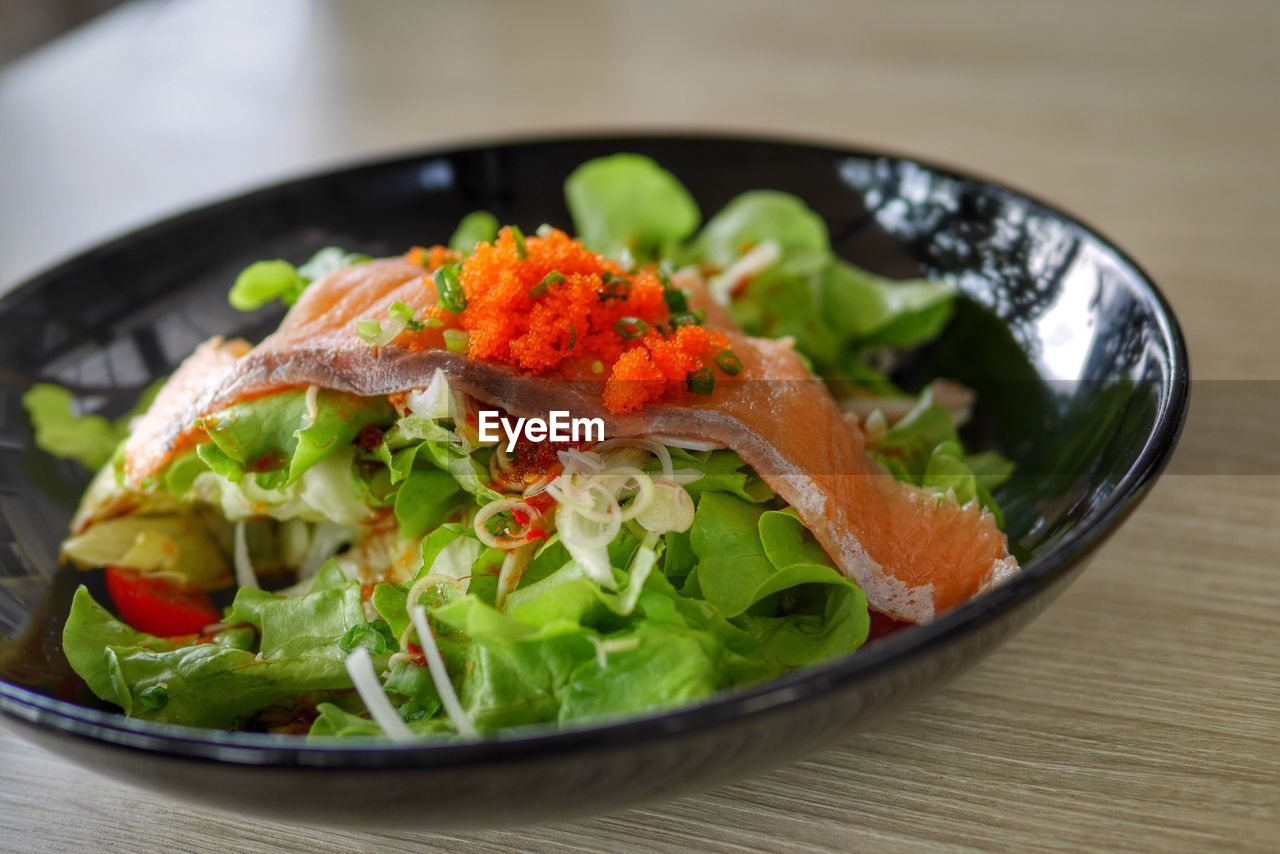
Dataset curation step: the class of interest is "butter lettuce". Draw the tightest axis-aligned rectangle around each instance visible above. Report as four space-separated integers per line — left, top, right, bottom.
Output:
62 578 387 728
228 246 371 311
197 388 393 487
692 190 829 271
22 379 164 470
564 155 959 384
449 211 500 254
565 154 701 259
873 388 1014 522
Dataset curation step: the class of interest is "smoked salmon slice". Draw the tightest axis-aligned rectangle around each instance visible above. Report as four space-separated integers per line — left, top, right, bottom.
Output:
123 257 1016 623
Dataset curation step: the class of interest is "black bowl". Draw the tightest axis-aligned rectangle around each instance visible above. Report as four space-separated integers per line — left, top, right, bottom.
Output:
0 134 1188 827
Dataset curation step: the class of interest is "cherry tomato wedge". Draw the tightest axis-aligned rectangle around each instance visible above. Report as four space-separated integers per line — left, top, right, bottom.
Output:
104 566 222 637
866 610 911 641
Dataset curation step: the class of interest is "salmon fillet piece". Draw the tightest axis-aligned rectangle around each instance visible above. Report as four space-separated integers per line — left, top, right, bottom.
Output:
123 259 1016 622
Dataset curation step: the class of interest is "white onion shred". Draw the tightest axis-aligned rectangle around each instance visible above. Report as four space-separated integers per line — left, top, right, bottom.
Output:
618 531 660 614
356 309 409 347
708 239 782 303
410 606 478 738
343 646 416 742
303 384 320 427
406 370 452 420
473 499 538 549
233 521 260 590
586 636 642 669
300 522 353 579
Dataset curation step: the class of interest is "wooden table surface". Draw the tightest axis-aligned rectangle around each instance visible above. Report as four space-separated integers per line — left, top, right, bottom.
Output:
1 1 1276 850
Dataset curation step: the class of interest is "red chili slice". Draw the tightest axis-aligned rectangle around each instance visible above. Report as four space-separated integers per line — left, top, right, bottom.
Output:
104 566 222 637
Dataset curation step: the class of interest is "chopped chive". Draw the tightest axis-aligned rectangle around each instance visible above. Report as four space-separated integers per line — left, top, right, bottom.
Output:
715 349 743 375
443 328 469 353
389 301 425 331
669 310 703 328
529 270 564 298
614 317 649 340
357 319 384 343
510 225 528 259
567 323 577 350
600 275 632 302
686 367 715 395
660 270 690 313
435 264 466 312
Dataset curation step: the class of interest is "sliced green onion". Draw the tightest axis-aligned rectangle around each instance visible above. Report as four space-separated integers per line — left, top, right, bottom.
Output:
389 300 425 331
669 310 703 328
614 317 649 340
529 270 564 298
443 329 469 353
567 323 577 350
510 225 528 260
715 349 743 375
686 367 715 395
435 264 466 313
600 275 632 302
357 319 385 344
659 270 689 313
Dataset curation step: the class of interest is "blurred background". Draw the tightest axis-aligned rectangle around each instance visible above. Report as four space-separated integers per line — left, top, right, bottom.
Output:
1 0 1276 387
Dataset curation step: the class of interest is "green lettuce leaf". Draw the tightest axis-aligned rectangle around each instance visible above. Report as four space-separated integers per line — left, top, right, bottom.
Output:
557 623 722 723
872 389 1013 522
309 702 452 738
687 494 870 667
693 190 829 270
392 457 464 538
449 211 500 254
565 154 701 259
197 388 393 486
23 379 164 470
821 261 956 349
229 246 370 311
63 584 372 728
657 447 774 503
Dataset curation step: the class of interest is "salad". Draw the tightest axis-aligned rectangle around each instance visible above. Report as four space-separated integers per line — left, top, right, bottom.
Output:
27 154 1016 739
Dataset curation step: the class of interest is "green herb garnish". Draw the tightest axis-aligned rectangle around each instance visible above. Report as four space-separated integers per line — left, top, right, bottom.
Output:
714 349 743 375
529 270 564 298
435 264 466 313
686 367 715 395
614 317 649 340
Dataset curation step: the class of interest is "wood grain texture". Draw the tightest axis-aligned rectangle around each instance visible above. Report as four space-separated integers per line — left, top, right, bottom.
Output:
1 0 1277 850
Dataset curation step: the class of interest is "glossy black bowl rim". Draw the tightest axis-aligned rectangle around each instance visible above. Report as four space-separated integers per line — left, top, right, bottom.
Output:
0 131 1190 768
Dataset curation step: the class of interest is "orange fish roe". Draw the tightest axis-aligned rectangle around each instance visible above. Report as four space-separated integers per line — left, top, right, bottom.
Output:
459 227 668 373
404 245 461 271
414 226 737 415
604 326 729 414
